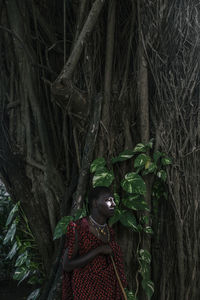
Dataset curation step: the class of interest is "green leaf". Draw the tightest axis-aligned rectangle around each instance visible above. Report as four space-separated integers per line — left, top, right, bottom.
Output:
113 192 120 206
28 276 42 285
53 216 73 240
73 208 86 221
15 251 28 267
27 288 40 300
6 203 19 226
157 170 167 181
133 143 146 153
90 158 106 173
6 241 19 260
146 139 154 149
139 261 151 280
111 149 135 164
161 157 172 166
137 224 143 232
142 279 154 298
141 216 149 224
142 162 157 175
109 209 122 226
143 226 154 234
93 168 114 187
139 249 151 264
121 173 146 195
134 154 151 168
153 151 163 163
126 289 138 300
3 222 17 245
122 195 149 211
119 211 138 231
13 267 30 284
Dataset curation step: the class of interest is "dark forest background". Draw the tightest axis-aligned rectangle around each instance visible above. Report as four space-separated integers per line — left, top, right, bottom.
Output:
0 0 200 299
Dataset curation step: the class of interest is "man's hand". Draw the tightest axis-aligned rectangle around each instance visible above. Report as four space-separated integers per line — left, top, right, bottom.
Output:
97 245 113 255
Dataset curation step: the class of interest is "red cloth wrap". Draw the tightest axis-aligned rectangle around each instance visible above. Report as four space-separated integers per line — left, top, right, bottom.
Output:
62 217 127 300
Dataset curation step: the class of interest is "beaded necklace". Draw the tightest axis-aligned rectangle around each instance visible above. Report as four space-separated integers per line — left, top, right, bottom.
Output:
89 215 110 242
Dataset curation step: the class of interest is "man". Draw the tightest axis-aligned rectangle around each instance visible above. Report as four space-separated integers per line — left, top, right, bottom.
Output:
62 186 127 299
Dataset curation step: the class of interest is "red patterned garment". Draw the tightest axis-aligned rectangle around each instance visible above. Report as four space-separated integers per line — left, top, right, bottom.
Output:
62 217 127 300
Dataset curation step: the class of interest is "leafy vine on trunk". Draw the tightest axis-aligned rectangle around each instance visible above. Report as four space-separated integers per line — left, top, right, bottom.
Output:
0 1 199 299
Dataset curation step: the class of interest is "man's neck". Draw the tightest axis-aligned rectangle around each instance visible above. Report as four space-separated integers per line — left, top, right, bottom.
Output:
90 211 107 225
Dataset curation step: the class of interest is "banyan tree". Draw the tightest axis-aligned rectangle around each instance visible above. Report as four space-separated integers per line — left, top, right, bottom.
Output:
0 0 199 299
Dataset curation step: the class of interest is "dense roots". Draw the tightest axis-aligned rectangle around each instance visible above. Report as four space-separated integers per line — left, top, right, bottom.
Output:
0 0 199 299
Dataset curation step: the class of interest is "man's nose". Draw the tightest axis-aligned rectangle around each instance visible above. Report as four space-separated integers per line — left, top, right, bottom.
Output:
111 199 116 207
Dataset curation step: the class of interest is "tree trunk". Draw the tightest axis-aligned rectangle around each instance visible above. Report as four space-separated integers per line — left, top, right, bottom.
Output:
0 1 200 299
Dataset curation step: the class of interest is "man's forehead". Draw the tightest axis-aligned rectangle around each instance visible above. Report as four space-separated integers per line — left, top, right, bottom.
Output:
99 192 113 198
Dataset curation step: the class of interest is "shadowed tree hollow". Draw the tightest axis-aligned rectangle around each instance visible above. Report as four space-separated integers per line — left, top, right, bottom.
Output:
0 0 200 299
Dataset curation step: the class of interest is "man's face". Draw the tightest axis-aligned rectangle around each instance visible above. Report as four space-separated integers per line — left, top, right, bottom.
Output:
96 192 116 218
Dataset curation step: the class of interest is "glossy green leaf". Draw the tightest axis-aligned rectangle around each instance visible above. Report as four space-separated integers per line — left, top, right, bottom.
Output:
113 192 120 206
161 157 172 166
13 267 30 283
119 211 138 231
111 149 135 164
27 288 40 300
73 208 86 221
139 249 151 264
137 224 143 232
143 226 154 234
121 173 146 195
157 170 167 181
6 241 19 260
140 216 149 224
142 279 154 298
6 203 19 226
146 139 154 149
93 168 114 187
126 290 138 300
134 154 150 168
153 151 163 163
109 209 122 226
3 222 17 245
53 216 73 240
139 260 150 280
122 195 149 211
142 162 157 175
133 143 146 153
90 158 106 173
15 251 28 267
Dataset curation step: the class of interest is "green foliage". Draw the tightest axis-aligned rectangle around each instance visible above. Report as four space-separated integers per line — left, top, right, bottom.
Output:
134 153 151 168
111 149 135 163
157 170 167 182
138 249 154 297
119 211 138 231
122 195 149 211
92 168 114 187
0 183 13 280
126 289 138 300
3 222 17 245
53 216 73 240
27 288 40 300
89 140 171 299
53 207 87 240
90 157 106 173
121 172 146 195
141 280 154 298
2 196 44 298
6 202 19 226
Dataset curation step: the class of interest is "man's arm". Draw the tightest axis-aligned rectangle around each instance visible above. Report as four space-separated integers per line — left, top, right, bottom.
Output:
63 245 112 272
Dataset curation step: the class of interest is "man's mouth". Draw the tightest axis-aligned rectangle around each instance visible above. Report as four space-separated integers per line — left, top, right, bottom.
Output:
109 207 115 211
